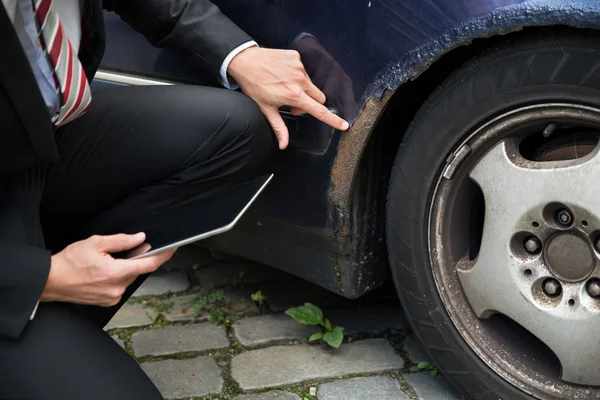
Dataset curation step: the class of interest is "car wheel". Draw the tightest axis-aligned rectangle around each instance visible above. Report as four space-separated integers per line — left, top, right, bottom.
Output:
387 30 600 400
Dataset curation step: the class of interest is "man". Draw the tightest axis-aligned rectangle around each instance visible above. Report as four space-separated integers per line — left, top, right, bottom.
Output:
0 0 349 398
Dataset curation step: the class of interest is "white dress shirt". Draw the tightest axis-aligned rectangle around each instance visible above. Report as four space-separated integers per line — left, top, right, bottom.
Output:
2 0 255 320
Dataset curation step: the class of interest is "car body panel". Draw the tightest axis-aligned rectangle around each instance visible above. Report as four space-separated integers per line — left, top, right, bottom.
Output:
97 0 600 297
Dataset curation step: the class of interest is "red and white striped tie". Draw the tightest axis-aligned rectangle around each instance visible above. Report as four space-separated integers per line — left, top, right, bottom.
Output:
33 0 92 127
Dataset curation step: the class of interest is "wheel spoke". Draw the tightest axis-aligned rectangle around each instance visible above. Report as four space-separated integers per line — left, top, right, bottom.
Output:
470 139 600 214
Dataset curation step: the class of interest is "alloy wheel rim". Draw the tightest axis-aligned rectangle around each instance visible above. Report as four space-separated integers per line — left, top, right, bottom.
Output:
429 103 600 399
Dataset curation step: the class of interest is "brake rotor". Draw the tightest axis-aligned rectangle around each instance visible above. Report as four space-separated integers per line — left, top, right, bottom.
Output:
529 131 597 162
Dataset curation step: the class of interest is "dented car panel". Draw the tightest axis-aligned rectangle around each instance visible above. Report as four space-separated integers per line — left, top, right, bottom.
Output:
98 0 600 298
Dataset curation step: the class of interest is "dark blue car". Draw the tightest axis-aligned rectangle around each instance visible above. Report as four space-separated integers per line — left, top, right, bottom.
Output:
97 1 600 398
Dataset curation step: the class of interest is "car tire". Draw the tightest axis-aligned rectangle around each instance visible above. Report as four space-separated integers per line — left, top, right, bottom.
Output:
387 29 600 400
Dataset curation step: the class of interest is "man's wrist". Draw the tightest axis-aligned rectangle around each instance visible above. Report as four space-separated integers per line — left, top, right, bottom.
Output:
221 41 259 89
40 254 63 303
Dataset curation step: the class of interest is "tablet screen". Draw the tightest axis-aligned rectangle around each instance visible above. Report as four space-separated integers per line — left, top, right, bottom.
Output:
113 174 272 259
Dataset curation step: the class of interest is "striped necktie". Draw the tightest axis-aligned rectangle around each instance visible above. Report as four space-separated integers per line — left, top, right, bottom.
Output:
33 0 92 127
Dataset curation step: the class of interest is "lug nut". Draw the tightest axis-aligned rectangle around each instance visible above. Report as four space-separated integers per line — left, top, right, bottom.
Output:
524 236 542 254
543 278 562 297
587 279 600 298
556 209 573 227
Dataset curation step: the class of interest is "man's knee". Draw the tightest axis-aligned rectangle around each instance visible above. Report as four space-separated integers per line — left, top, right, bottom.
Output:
226 92 276 173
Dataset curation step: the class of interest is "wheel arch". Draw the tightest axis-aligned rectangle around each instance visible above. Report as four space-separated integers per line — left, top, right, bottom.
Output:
334 24 600 298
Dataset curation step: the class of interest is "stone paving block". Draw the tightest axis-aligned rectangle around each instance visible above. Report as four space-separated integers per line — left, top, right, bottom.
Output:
133 270 189 297
326 306 406 335
105 302 157 330
132 323 229 357
260 281 353 312
164 288 258 322
195 261 293 287
404 372 462 400
164 294 210 322
141 357 222 399
233 391 302 400
231 339 404 390
234 314 317 347
317 376 410 400
227 288 260 315
111 335 125 348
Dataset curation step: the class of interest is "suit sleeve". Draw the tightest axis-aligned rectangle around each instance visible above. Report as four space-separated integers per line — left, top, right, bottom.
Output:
0 242 50 339
102 0 253 85
0 167 52 339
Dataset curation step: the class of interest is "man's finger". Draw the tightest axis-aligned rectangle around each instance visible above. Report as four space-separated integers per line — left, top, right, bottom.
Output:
94 233 146 253
297 95 349 131
304 80 326 105
261 106 290 150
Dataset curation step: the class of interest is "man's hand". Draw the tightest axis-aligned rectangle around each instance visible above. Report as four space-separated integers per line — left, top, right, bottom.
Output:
41 233 176 307
295 37 356 123
228 46 349 150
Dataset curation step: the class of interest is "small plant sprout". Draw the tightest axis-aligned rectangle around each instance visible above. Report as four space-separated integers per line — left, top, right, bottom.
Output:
418 361 439 376
182 289 236 326
285 303 345 348
250 290 266 306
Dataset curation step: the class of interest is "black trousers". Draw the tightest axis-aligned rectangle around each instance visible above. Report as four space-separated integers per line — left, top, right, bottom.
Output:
0 85 274 400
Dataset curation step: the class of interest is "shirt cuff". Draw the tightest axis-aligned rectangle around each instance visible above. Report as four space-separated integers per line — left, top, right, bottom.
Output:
220 41 258 90
30 300 40 320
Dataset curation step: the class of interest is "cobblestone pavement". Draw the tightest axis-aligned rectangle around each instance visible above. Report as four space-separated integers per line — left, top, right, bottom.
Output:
106 246 463 400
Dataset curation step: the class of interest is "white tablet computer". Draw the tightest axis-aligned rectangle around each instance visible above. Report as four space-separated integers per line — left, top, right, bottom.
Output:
118 174 273 259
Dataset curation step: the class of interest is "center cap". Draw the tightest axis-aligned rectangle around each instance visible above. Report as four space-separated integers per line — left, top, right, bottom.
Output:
545 232 594 282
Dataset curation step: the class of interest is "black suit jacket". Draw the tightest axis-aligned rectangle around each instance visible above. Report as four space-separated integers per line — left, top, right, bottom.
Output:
0 0 252 339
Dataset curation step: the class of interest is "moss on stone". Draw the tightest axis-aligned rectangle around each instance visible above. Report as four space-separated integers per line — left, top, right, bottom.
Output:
396 374 419 399
384 328 415 374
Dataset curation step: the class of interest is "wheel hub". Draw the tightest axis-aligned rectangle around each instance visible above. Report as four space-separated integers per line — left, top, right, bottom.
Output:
545 232 594 282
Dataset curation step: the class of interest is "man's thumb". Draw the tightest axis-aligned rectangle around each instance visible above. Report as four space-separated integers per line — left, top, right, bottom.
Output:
261 106 289 150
